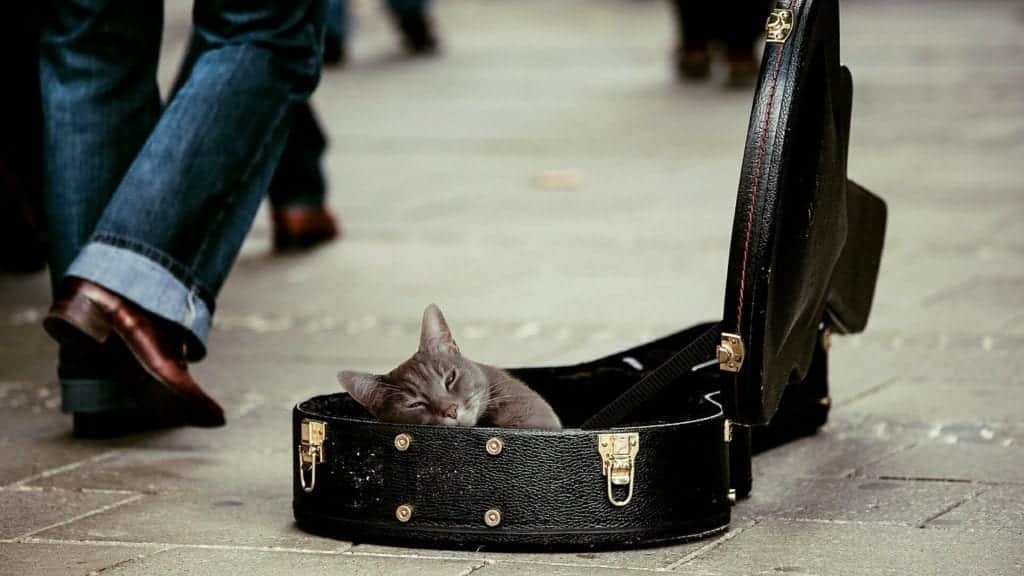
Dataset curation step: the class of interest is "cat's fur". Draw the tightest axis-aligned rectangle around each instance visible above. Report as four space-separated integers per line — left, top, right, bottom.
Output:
338 305 562 430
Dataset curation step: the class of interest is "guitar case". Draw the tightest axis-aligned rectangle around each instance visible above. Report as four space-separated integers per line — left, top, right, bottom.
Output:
292 0 887 549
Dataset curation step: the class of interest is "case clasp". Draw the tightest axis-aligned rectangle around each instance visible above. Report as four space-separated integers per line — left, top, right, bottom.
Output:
718 333 746 373
766 8 794 44
298 419 327 493
597 432 640 507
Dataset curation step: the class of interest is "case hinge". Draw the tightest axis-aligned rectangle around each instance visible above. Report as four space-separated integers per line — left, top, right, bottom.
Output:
298 419 326 493
597 432 640 507
766 8 794 44
717 333 746 373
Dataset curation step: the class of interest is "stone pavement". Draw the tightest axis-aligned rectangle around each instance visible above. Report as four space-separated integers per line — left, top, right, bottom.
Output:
2 0 1023 574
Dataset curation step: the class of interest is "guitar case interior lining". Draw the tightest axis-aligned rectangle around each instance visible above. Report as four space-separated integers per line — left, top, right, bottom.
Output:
293 0 887 549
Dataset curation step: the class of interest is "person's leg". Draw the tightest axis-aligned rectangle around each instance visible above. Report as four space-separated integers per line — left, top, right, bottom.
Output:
671 0 712 80
387 0 437 54
721 0 772 86
1 4 47 274
63 0 324 357
39 0 165 417
180 30 336 254
267 103 339 252
45 0 324 428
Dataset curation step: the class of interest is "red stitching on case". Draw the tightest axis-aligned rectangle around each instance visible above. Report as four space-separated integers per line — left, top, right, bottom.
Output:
736 1 798 333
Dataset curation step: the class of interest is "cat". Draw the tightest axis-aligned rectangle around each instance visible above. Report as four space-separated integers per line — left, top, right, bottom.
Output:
338 304 562 430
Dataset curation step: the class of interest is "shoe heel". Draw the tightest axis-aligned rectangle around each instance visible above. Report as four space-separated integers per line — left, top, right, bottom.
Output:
44 294 113 344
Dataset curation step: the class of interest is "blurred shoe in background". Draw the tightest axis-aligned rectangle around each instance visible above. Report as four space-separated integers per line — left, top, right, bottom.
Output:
323 0 440 66
669 0 771 87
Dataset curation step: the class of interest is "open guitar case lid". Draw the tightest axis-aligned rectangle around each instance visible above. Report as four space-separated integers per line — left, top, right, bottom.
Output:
293 0 887 550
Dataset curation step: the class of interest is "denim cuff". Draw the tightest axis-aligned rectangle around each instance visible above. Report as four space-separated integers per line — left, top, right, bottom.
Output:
66 242 213 360
61 378 138 413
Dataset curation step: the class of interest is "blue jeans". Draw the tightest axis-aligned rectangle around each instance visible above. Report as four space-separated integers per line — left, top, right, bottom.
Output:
39 0 324 412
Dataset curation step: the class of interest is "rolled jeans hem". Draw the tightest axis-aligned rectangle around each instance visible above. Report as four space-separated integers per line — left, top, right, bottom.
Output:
65 242 212 359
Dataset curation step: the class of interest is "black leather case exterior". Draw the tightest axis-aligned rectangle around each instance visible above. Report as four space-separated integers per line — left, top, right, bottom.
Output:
294 392 730 549
722 0 887 425
291 0 885 551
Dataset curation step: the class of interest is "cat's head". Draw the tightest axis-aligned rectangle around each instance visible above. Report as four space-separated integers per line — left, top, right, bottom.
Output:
338 304 489 426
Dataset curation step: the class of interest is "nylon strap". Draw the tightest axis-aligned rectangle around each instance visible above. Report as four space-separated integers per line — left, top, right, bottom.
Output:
581 323 721 429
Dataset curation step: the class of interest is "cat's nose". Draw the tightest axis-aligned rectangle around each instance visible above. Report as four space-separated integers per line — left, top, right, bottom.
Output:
443 404 458 419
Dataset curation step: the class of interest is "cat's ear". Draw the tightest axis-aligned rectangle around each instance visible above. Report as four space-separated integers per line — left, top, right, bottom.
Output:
338 370 384 413
419 303 460 355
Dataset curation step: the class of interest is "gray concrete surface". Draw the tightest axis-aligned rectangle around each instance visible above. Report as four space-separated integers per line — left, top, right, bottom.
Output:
2 0 1023 574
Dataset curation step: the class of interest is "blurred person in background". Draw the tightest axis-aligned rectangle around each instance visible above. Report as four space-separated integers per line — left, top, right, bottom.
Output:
670 0 772 86
265 0 442 254
267 103 340 252
38 0 325 437
322 0 438 66
1 5 47 274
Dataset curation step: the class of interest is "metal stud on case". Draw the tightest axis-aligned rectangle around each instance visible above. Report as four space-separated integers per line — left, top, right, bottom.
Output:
396 504 414 522
485 437 504 456
484 508 502 527
394 433 412 451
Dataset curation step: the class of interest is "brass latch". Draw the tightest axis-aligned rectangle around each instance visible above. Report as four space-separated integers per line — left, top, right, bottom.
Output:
597 432 640 507
298 419 326 493
717 333 746 373
766 8 794 44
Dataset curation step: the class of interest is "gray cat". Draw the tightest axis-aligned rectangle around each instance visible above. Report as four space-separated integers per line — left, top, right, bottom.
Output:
338 305 562 430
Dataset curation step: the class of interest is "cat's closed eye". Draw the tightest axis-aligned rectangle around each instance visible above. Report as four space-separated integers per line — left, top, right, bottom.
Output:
444 370 458 389
407 400 428 409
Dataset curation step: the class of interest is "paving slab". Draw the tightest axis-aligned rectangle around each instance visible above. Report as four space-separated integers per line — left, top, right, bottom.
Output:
0 378 117 486
0 488 137 541
29 450 346 551
676 520 1023 576
470 561 710 576
34 492 346 552
858 440 1024 485
751 423 912 481
737 477 978 527
837 377 1024 426
102 547 482 576
351 537 710 572
924 485 1024 532
0 542 165 576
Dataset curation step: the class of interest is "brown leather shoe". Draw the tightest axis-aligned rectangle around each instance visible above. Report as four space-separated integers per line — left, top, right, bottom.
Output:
272 207 340 252
729 53 761 88
44 279 225 427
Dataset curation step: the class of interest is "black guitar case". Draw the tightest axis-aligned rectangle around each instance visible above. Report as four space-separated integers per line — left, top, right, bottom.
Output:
293 0 887 549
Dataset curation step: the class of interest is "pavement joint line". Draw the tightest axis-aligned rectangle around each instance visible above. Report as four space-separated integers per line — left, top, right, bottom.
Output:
87 544 179 576
876 474 1019 486
470 556 668 573
830 376 900 410
14 537 354 555
3 450 122 489
917 486 990 528
662 519 757 571
345 551 668 573
846 440 920 479
10 537 167 549
344 550 507 564
454 560 493 576
0 483 140 496
12 493 144 541
772 517 910 527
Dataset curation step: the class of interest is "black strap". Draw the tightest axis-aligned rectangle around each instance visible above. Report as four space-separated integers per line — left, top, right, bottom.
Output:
581 323 721 429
